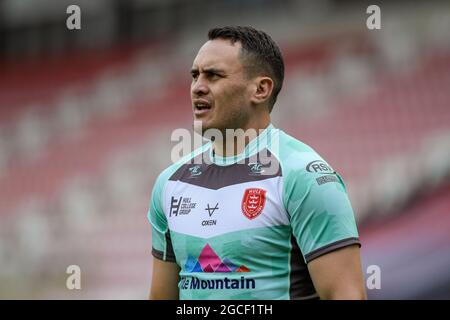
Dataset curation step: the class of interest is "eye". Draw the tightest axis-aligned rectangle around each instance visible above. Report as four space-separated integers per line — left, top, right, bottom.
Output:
205 71 220 80
191 71 199 80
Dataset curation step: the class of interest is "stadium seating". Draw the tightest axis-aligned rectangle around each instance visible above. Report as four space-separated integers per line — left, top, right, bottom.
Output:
1 14 449 299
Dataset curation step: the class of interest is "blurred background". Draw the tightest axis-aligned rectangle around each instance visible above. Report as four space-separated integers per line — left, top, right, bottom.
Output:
0 0 449 299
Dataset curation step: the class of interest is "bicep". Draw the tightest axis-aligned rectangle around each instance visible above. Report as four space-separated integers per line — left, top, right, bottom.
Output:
307 244 367 300
149 258 180 300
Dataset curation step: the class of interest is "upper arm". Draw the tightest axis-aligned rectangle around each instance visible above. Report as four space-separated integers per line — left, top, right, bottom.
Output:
147 172 180 299
284 153 364 298
149 258 180 300
286 163 361 262
148 225 179 300
307 244 367 300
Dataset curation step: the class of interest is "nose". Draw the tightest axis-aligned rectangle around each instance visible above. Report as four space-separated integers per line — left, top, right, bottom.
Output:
191 76 210 96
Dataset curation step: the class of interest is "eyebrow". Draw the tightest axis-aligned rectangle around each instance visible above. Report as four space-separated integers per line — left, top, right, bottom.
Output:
190 67 226 75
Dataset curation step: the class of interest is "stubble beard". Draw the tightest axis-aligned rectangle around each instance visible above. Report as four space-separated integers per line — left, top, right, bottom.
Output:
197 106 250 139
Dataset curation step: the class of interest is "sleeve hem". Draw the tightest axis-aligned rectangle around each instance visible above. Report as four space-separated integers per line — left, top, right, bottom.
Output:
152 248 176 262
305 237 361 263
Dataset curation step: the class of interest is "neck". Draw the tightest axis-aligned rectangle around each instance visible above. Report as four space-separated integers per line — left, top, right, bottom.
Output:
213 116 271 157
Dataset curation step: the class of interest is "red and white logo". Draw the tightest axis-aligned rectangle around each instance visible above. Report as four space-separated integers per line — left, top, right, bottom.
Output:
241 188 266 220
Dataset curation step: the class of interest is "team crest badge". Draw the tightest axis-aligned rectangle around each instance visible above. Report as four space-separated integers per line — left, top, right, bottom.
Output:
241 188 266 220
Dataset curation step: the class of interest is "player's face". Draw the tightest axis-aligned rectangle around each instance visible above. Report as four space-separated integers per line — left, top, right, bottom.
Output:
190 39 253 134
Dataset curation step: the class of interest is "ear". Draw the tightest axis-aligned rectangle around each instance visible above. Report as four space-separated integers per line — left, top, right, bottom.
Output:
250 76 274 105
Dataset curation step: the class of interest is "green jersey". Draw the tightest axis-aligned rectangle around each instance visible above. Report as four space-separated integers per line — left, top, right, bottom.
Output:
148 124 360 300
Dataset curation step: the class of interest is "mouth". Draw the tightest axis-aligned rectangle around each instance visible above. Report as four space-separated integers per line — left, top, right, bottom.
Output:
193 100 212 116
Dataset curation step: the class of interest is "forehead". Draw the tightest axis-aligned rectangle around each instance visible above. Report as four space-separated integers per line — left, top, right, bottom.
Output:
192 39 243 70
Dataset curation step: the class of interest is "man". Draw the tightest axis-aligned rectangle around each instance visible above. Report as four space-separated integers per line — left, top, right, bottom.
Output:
148 26 367 300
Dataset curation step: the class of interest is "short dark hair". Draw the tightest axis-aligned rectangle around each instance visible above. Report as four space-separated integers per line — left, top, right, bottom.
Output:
208 26 284 112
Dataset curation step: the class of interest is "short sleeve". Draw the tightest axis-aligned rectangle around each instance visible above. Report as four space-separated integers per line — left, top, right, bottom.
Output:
285 160 360 264
147 172 176 262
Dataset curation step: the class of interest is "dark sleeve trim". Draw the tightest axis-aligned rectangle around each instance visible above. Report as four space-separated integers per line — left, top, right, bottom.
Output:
152 248 176 262
165 230 175 260
305 237 361 263
151 231 177 262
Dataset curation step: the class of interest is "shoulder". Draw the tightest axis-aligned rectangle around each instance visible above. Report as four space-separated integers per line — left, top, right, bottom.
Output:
268 128 334 178
270 129 352 222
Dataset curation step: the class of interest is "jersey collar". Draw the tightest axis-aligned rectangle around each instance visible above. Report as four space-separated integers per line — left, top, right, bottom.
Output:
209 123 275 166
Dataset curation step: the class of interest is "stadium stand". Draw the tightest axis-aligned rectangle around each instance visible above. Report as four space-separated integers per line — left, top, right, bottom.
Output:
0 0 449 299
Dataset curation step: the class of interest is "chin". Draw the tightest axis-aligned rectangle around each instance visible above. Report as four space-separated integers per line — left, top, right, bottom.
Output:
193 118 211 130
193 119 211 135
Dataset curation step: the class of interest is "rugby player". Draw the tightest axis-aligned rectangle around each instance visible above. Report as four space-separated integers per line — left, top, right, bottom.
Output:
148 26 367 300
